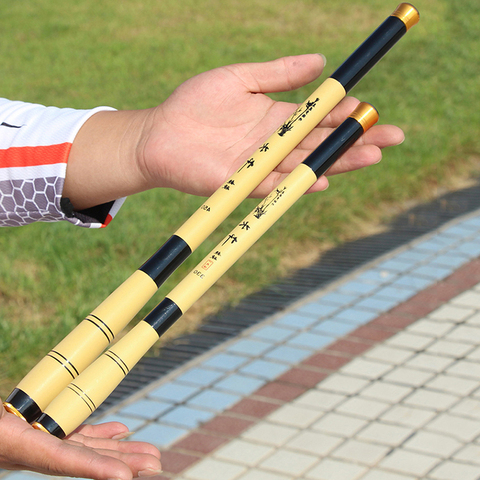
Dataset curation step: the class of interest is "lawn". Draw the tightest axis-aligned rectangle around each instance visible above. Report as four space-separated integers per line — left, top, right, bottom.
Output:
0 0 479 396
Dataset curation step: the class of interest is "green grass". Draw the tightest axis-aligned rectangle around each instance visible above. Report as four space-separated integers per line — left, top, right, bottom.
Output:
1 0 479 396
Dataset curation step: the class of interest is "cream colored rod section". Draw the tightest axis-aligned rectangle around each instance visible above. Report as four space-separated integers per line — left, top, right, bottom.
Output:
33 103 378 438
4 3 419 424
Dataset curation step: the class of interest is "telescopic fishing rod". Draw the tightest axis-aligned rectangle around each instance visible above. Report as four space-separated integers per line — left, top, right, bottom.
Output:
4 3 419 424
33 103 379 437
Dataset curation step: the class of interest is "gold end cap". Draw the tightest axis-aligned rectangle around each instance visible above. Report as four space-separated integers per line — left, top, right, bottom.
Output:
32 421 50 433
349 102 379 132
3 402 27 421
392 3 420 31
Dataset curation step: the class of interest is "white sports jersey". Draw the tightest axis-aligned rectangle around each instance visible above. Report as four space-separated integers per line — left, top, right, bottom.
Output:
0 98 125 228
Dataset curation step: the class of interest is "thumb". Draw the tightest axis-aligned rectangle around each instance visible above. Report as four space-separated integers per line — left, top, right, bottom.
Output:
229 53 326 94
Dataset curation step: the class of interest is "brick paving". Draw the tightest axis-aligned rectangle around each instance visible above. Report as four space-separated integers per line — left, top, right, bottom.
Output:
4 209 480 480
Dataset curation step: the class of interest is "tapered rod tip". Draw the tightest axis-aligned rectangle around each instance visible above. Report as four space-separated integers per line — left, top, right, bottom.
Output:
392 3 420 31
349 102 379 132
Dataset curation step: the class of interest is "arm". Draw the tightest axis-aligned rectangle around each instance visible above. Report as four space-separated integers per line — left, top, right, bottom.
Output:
64 54 404 210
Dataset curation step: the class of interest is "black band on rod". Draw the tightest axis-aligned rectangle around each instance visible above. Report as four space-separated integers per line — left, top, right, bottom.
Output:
144 298 183 336
303 118 364 178
330 16 406 92
5 388 42 423
139 235 192 287
35 413 66 439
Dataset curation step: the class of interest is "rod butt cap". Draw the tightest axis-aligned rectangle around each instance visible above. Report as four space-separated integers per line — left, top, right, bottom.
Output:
31 421 50 433
32 413 66 438
3 402 27 421
4 389 42 423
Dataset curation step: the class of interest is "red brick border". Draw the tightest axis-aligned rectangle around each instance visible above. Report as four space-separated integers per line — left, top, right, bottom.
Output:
158 257 480 477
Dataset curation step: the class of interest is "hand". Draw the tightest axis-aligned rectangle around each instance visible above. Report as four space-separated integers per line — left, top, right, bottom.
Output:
0 403 161 480
65 54 404 209
139 54 404 197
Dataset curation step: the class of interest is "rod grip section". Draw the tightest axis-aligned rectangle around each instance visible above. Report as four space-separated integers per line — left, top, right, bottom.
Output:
34 321 159 438
6 269 157 422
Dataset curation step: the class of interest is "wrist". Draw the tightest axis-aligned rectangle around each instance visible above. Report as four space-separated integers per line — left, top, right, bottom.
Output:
135 103 173 192
64 108 154 211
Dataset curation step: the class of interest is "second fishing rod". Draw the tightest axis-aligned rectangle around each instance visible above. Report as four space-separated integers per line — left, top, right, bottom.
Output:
4 3 419 423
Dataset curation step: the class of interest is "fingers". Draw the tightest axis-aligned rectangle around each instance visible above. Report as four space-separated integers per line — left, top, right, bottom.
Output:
297 123 404 158
68 423 162 478
227 54 326 94
72 421 130 439
272 124 403 174
265 95 403 175
63 439 162 478
316 96 360 128
69 425 161 460
248 123 402 199
0 414 162 480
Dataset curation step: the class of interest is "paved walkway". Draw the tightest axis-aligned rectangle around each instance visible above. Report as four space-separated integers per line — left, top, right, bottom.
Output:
5 208 480 480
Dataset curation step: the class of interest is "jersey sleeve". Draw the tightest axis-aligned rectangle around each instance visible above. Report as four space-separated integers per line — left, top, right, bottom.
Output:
0 98 126 228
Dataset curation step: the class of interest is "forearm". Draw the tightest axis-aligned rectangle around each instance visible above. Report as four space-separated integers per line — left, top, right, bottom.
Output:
64 108 155 211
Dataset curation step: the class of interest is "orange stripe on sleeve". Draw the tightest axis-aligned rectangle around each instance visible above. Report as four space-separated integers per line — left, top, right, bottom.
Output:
0 143 72 168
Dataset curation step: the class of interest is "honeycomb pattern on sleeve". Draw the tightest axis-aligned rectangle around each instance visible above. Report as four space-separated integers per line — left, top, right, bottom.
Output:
0 176 65 226
0 98 123 228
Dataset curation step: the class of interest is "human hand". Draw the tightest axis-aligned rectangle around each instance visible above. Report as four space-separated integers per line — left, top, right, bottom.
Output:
65 54 404 210
0 403 161 480
139 54 404 197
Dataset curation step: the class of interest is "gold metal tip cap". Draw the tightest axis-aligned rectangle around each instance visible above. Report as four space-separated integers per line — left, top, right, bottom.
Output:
392 3 420 30
32 421 50 433
349 102 379 131
3 402 27 421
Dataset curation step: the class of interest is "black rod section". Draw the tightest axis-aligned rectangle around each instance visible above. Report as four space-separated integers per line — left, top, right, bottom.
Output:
331 16 406 92
304 118 364 178
139 235 192 287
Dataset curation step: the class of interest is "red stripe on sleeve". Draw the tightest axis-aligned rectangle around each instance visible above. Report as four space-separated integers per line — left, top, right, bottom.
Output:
0 143 72 168
100 214 114 228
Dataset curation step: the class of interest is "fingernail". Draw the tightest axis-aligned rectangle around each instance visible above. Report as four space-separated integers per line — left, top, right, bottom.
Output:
317 53 327 67
112 431 135 440
138 469 163 477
